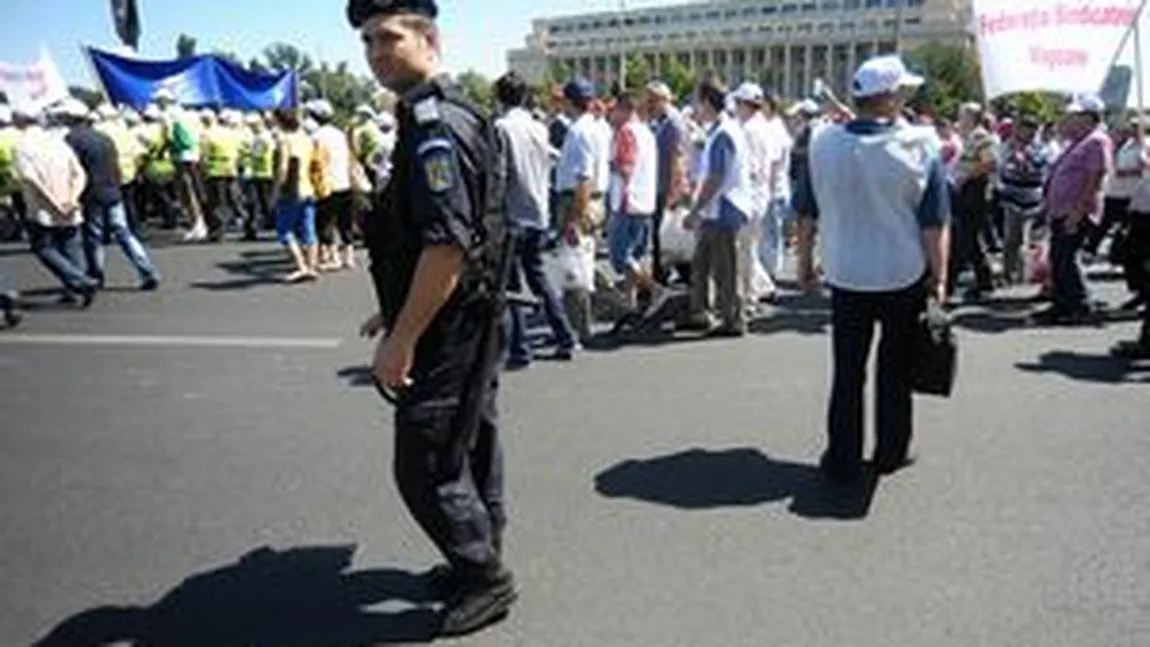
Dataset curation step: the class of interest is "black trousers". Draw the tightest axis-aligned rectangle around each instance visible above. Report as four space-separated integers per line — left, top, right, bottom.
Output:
825 280 926 475
949 179 994 295
204 177 250 237
140 177 180 230
316 190 355 246
392 314 506 583
1085 196 1130 255
246 179 274 232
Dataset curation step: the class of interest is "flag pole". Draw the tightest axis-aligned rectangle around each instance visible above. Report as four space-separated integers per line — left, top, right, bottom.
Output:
78 43 112 105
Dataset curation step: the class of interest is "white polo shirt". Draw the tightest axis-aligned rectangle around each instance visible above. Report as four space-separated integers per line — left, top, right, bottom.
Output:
555 112 600 193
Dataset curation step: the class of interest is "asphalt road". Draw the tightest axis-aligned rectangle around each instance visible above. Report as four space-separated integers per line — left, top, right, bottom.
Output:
1 239 1148 646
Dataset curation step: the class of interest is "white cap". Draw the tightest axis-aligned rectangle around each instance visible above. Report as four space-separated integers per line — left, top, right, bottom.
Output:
376 111 397 129
54 98 92 120
730 82 765 105
200 109 217 122
1066 92 1106 114
246 113 264 126
122 108 141 125
220 110 241 125
851 55 924 98
154 88 177 103
96 103 119 120
0 105 11 124
786 99 822 117
303 117 318 134
645 81 673 100
307 99 334 119
142 104 162 121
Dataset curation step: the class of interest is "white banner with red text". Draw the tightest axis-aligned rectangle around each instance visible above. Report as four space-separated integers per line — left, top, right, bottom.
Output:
0 47 69 114
973 0 1143 99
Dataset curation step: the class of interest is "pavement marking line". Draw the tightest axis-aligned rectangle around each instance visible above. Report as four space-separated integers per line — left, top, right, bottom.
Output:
0 333 344 350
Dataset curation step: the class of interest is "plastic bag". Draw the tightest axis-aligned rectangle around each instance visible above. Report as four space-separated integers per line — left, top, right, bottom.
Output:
659 206 697 265
544 235 597 293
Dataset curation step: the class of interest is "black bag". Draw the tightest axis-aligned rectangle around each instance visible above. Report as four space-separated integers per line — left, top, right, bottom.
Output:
912 303 958 398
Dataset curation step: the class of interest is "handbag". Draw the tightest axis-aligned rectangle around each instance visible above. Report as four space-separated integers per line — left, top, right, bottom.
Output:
911 302 958 398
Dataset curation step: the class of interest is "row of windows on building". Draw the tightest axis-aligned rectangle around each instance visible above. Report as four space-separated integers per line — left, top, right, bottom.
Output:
553 40 898 96
546 15 921 51
546 0 926 35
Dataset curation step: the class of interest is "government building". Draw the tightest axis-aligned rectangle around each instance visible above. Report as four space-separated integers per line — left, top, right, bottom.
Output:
507 0 973 98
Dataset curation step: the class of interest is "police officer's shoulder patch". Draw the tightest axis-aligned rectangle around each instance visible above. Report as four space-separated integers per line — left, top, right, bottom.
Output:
418 137 454 193
413 97 441 125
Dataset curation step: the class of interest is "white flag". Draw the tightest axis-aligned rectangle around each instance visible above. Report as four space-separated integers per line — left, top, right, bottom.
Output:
0 46 70 114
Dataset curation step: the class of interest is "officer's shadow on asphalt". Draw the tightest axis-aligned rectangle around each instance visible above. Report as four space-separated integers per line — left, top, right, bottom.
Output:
595 448 878 521
32 545 442 646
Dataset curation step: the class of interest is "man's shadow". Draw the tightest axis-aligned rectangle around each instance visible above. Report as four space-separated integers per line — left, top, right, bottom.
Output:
33 545 441 646
595 447 878 521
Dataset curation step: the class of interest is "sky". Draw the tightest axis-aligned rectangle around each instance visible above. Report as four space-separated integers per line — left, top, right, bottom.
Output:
0 0 675 88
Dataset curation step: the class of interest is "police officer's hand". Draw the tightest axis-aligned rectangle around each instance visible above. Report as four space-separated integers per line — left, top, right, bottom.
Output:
373 333 415 392
359 312 385 338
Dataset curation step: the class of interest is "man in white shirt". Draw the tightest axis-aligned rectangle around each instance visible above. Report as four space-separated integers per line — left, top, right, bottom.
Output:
606 90 665 320
308 100 357 270
683 78 756 336
554 78 607 342
761 93 794 280
731 82 779 307
494 71 579 368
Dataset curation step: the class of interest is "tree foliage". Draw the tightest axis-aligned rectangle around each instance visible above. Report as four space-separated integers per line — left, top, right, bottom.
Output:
623 55 651 92
661 57 696 102
456 70 494 110
175 33 198 59
903 41 981 119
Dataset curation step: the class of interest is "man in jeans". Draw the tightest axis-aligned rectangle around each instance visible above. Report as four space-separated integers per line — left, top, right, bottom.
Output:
644 81 687 285
796 55 950 483
1034 94 1112 325
494 71 580 368
59 100 160 291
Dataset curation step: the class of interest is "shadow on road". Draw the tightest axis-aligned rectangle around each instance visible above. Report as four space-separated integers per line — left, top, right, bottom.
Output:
595 448 877 521
33 545 441 647
1015 350 1150 384
338 364 376 387
190 250 296 292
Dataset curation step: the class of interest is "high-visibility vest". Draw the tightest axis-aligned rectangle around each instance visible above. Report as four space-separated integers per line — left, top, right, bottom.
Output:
352 122 383 167
97 121 143 184
0 127 20 197
248 131 275 180
202 126 241 179
142 124 176 182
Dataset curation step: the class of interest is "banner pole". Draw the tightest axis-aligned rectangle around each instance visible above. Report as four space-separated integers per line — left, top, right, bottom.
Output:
78 43 112 104
1136 7 1146 138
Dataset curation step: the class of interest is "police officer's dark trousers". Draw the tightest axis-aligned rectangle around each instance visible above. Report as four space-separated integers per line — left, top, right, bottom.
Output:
393 309 506 584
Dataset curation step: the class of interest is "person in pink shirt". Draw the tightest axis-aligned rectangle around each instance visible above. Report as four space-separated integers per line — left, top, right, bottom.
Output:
1035 93 1113 325
935 119 963 181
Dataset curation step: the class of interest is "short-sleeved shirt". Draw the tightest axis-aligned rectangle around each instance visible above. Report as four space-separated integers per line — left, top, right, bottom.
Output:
65 125 122 207
555 113 599 192
652 107 686 195
703 129 750 231
998 140 1048 210
276 131 316 201
1045 127 1113 223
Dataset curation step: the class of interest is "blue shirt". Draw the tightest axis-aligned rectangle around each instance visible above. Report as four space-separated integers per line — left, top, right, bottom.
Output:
702 128 750 232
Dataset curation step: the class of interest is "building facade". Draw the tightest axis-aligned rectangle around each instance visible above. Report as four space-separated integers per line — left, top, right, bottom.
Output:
507 0 973 98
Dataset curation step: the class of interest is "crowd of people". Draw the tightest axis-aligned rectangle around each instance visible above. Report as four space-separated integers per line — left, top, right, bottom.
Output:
0 90 400 318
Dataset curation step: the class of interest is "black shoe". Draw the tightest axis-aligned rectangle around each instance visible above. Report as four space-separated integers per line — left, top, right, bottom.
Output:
504 356 531 372
79 286 97 309
439 569 518 638
552 344 579 361
140 278 160 292
1118 295 1146 312
1 293 22 329
819 454 862 485
874 453 918 476
425 564 462 599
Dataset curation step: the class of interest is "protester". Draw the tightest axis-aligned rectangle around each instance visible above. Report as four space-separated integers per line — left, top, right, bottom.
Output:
682 78 754 337
554 78 607 342
1114 148 1150 357
605 89 667 323
137 104 181 231
731 82 779 307
761 91 794 283
795 54 950 483
12 107 98 307
644 81 688 284
309 100 357 271
271 109 319 282
949 101 997 301
996 115 1048 285
201 110 251 242
1087 117 1145 258
494 70 580 368
1034 93 1111 325
245 113 276 235
155 89 209 242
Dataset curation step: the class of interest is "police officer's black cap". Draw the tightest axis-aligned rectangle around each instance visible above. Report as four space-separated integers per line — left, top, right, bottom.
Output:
347 0 438 28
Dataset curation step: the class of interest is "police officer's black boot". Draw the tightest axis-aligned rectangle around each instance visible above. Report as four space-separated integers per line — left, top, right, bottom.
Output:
426 530 503 599
438 565 518 638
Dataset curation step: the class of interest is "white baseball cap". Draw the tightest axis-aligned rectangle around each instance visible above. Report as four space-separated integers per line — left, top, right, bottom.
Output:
153 88 177 103
851 55 924 98
1066 92 1106 114
54 98 92 120
0 105 11 124
730 82 765 105
786 99 822 117
307 99 334 119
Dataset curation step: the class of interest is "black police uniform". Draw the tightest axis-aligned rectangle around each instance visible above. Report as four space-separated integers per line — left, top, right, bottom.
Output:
365 75 510 590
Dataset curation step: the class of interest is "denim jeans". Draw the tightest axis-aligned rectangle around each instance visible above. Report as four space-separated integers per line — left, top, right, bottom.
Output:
826 280 926 476
83 201 160 284
1049 222 1090 312
508 228 578 362
26 223 95 293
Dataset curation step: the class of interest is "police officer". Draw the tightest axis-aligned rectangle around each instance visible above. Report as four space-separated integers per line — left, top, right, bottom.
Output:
348 0 517 637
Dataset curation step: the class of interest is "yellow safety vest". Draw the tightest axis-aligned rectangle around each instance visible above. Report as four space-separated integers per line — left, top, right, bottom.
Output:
97 121 143 184
142 124 175 182
249 131 275 180
202 127 242 179
0 127 20 197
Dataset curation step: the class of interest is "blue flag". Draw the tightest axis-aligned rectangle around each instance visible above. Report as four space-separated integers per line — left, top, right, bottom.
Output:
86 47 297 111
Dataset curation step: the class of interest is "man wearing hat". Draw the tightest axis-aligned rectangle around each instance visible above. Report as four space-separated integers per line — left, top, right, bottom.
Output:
348 0 517 636
731 81 779 307
60 98 160 291
1034 93 1112 325
795 55 950 483
201 108 251 241
554 76 608 341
